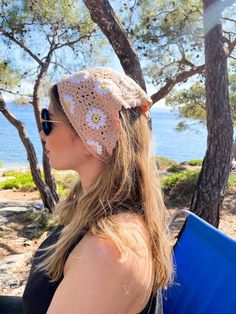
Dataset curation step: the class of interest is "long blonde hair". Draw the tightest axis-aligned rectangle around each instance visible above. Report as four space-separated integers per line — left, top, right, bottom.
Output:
38 85 173 290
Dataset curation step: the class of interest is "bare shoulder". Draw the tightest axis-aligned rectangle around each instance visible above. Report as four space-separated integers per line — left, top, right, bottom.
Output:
66 233 122 271
47 213 153 313
66 212 152 274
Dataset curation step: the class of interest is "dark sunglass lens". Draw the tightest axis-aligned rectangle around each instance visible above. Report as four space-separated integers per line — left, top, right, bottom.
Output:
41 108 49 120
42 121 52 135
41 109 52 135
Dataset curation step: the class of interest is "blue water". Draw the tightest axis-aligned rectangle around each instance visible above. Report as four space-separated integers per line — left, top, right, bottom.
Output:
0 103 43 166
151 108 208 162
0 103 208 166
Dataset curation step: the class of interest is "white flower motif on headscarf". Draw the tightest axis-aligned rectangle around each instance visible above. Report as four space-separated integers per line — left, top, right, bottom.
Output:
86 107 107 129
94 79 114 96
86 139 103 155
63 94 76 114
70 71 89 84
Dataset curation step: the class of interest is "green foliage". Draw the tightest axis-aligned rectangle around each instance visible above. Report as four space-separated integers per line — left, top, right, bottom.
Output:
162 170 199 193
166 73 236 125
114 0 236 121
162 168 236 206
53 170 77 188
185 159 202 166
52 170 77 196
167 164 186 173
2 170 25 177
0 0 105 91
57 184 68 197
0 60 20 89
24 0 82 27
166 81 206 120
1 169 77 195
161 172 187 193
161 170 199 205
121 0 204 87
0 161 3 168
0 172 36 191
156 156 178 170
228 174 236 189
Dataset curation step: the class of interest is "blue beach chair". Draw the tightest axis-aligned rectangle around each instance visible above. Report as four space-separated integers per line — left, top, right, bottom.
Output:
163 210 236 314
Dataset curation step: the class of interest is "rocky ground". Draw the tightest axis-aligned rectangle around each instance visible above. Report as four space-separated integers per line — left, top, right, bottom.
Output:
0 191 44 296
0 188 236 297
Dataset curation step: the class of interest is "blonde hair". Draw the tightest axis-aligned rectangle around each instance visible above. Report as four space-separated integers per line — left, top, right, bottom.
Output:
37 85 173 290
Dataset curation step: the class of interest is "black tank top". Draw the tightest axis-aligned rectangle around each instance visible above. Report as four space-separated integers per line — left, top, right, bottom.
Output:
23 226 163 314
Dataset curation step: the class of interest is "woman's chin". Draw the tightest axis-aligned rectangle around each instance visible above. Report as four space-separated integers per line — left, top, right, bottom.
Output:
49 160 71 171
48 159 59 170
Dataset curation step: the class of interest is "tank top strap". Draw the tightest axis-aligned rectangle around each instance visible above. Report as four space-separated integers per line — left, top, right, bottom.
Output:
139 290 163 314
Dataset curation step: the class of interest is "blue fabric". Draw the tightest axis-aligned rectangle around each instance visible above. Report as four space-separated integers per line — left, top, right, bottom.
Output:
163 212 236 314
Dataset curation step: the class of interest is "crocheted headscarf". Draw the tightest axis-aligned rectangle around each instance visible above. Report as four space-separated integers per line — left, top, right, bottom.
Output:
57 67 152 162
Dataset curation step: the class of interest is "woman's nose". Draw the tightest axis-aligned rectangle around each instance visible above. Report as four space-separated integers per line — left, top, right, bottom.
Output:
40 130 46 142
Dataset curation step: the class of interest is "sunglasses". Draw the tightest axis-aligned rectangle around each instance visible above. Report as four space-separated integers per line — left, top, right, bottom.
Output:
41 108 61 136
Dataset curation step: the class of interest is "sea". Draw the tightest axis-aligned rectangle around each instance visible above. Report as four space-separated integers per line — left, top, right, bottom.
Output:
0 103 210 167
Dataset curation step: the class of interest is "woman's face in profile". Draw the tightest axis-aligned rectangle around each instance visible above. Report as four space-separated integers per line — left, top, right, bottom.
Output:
40 102 92 172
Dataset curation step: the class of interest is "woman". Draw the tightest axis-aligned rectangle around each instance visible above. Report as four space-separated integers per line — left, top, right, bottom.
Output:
23 67 173 313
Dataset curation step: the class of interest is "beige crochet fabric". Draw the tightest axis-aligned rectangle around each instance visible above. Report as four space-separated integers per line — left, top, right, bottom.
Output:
57 67 152 162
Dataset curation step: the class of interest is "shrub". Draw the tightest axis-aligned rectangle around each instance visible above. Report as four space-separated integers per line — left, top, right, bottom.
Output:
0 161 3 168
53 171 78 196
53 171 78 189
0 169 78 194
156 156 178 170
161 172 185 193
57 184 69 197
162 171 200 206
0 173 36 191
2 170 25 177
228 174 236 189
167 164 186 173
185 159 202 167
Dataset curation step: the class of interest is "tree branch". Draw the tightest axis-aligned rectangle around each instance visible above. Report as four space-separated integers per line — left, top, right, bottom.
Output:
223 17 236 23
151 65 205 104
83 0 147 91
0 93 57 209
127 0 139 30
182 59 196 68
50 61 73 74
53 30 96 52
0 87 32 99
0 28 43 65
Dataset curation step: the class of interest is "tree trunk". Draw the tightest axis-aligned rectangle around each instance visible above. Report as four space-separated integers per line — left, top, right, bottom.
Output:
0 94 56 212
33 63 59 203
83 0 146 91
190 0 233 227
